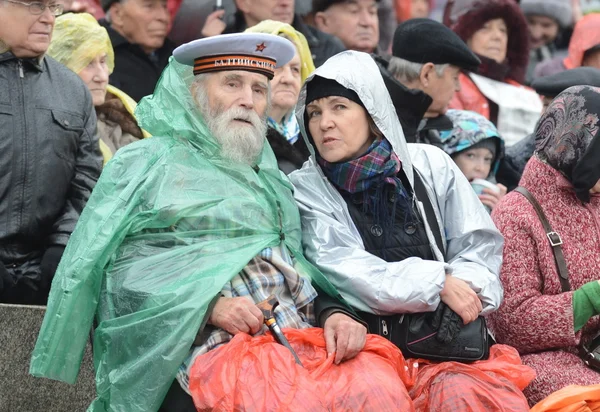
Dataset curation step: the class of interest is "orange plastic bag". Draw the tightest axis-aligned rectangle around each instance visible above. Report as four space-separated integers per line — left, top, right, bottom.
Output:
530 384 600 412
189 327 415 411
409 345 536 412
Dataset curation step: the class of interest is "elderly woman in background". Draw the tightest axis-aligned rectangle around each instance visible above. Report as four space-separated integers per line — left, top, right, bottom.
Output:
48 13 148 165
489 86 600 406
447 0 543 147
246 20 314 173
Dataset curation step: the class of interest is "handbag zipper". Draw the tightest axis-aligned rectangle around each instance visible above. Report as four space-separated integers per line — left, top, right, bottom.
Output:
382 319 389 336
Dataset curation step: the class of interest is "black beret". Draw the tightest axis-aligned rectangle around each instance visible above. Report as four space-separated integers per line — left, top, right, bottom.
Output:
532 67 600 98
392 18 481 72
312 0 380 14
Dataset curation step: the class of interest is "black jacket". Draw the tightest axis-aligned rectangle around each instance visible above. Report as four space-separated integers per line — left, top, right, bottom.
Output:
266 127 310 174
225 14 346 68
0 53 102 267
373 55 432 143
100 19 175 102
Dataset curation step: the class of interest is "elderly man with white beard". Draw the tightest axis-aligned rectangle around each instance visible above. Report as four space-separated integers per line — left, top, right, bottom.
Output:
30 33 370 412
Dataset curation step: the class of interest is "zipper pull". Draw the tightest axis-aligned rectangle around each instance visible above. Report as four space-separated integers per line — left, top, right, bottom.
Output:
17 60 24 78
382 319 389 336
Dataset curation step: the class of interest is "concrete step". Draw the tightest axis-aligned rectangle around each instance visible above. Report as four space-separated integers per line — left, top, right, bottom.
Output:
0 304 95 412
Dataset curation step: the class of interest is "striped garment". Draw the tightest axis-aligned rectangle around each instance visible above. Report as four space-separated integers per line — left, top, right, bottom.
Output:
176 243 317 392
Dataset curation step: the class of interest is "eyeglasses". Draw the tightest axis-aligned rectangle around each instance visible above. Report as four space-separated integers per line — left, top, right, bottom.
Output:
4 0 64 15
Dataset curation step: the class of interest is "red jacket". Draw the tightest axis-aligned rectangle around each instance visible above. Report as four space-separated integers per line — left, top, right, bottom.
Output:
489 156 600 405
449 72 530 120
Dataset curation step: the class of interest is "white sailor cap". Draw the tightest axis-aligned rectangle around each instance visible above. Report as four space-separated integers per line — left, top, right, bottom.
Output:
173 33 296 80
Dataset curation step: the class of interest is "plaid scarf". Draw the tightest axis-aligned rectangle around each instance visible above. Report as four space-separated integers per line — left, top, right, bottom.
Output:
318 138 402 194
318 138 414 226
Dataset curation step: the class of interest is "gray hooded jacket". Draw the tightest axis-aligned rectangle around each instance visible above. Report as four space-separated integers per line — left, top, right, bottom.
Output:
289 51 504 316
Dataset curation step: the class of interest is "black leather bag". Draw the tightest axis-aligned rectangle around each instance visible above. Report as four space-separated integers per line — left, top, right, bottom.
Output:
360 311 490 362
357 171 491 363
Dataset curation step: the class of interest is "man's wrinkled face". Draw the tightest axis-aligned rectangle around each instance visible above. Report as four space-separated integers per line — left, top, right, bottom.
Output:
315 0 379 53
0 0 56 58
109 0 169 54
423 65 461 117
236 0 294 27
192 70 270 165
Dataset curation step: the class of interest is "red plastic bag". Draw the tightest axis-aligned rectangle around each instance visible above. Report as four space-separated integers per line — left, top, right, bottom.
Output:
189 327 415 411
409 345 535 412
530 384 600 412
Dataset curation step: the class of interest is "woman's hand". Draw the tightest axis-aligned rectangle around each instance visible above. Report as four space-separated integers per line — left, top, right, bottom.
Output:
440 275 482 324
479 183 507 210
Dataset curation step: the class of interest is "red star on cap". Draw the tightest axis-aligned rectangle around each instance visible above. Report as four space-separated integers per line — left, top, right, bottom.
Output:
255 42 267 52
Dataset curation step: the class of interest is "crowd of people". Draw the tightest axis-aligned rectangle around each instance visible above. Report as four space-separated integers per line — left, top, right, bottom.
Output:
2 0 600 410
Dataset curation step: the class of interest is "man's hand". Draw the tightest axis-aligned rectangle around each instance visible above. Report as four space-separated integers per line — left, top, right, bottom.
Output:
479 183 507 211
208 297 264 335
323 313 367 365
201 10 227 38
440 275 482 325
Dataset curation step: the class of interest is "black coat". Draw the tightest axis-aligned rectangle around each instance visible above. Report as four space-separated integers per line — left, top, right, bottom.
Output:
224 14 345 68
266 127 310 174
100 20 175 102
0 53 102 301
373 55 433 144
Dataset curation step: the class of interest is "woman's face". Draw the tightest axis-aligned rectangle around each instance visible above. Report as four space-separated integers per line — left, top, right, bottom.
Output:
467 18 508 64
307 96 373 163
269 51 302 122
527 15 559 50
79 53 110 106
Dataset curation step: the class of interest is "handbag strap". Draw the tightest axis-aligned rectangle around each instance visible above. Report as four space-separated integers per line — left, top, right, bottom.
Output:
412 169 447 261
514 186 571 292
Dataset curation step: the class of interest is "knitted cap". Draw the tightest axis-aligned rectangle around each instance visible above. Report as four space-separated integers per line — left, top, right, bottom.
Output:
305 76 364 107
520 0 573 28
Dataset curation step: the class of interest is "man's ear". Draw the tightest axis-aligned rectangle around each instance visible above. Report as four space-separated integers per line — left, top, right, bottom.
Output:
109 2 125 27
313 11 328 30
235 0 251 15
419 62 436 88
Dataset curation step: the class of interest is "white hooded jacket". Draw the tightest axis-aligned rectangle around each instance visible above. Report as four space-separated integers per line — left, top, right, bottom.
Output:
289 51 504 316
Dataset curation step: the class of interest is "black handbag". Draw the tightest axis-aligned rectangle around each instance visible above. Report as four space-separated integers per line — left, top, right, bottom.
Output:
515 186 600 372
359 171 491 363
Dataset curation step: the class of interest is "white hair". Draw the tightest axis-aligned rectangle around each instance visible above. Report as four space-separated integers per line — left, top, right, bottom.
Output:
191 74 270 166
387 56 449 84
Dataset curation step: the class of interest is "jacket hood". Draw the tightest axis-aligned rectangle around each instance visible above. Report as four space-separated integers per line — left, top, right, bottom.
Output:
439 109 505 178
296 50 414 183
450 0 530 84
135 57 280 171
564 13 600 69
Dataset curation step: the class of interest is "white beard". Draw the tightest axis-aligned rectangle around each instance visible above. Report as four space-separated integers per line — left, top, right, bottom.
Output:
194 86 267 166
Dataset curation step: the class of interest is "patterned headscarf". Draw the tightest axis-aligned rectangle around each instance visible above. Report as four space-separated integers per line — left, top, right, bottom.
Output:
535 85 600 202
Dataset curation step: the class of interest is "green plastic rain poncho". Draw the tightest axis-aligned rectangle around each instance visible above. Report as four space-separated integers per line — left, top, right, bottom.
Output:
30 58 346 412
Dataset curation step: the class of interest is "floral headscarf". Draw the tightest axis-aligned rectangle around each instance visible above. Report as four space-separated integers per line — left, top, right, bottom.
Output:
535 85 600 202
